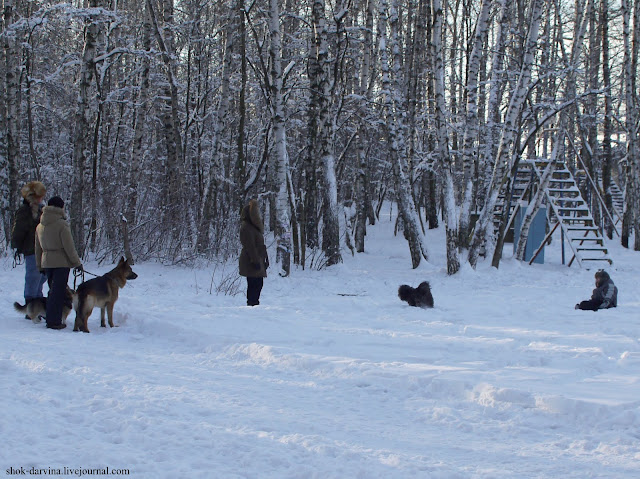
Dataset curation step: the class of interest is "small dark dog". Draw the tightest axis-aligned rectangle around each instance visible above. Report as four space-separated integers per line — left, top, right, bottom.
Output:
398 281 434 308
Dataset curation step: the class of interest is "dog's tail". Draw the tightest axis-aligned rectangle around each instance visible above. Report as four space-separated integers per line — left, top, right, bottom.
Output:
13 301 27 314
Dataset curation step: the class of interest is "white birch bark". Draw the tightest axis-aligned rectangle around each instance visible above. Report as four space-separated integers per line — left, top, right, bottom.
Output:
268 0 292 275
379 0 429 268
310 0 342 266
71 0 101 256
429 0 459 273
458 0 491 249
2 0 19 241
354 0 375 254
468 0 544 268
480 0 509 208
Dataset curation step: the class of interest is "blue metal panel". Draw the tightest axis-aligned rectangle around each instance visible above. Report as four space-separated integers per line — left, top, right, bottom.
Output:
513 205 547 264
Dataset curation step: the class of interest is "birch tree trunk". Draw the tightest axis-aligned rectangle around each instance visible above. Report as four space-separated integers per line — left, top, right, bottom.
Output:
622 0 640 250
268 0 292 275
430 0 459 274
354 0 375 254
479 0 509 212
468 0 544 269
2 0 19 243
310 0 341 266
458 0 492 249
71 0 101 257
601 0 614 239
379 0 429 268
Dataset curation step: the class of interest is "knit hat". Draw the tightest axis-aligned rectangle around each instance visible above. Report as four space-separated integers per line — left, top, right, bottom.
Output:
20 181 46 200
48 196 65 208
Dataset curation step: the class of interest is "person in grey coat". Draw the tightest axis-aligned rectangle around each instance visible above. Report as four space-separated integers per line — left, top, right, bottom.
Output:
35 196 83 329
575 270 618 311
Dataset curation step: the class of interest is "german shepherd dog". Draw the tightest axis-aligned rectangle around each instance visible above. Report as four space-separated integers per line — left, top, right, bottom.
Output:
74 257 138 333
398 281 434 308
14 287 76 324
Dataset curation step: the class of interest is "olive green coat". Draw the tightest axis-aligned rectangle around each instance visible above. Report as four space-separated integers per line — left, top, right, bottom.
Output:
11 200 42 256
35 206 82 270
239 200 268 278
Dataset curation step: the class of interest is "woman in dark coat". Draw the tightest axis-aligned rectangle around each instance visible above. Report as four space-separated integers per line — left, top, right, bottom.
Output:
239 199 269 306
11 181 47 311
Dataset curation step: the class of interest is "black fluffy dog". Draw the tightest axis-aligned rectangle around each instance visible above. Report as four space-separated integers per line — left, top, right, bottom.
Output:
398 281 434 308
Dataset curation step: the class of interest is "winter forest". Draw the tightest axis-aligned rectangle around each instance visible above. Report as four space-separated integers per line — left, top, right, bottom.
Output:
1 0 640 274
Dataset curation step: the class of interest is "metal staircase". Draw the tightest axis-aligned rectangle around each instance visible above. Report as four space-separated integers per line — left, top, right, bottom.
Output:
523 159 612 268
493 166 534 239
602 178 625 225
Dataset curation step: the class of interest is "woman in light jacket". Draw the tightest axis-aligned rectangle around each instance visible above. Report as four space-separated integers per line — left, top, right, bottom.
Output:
35 196 82 329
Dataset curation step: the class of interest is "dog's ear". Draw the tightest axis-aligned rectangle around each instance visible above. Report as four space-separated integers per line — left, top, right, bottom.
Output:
119 256 126 264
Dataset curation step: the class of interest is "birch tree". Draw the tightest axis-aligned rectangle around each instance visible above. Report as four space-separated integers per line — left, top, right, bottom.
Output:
379 0 429 268
354 0 375 253
309 0 341 266
429 0 458 273
71 0 102 256
601 0 615 239
268 0 292 275
458 0 492 250
1 0 20 243
621 0 640 250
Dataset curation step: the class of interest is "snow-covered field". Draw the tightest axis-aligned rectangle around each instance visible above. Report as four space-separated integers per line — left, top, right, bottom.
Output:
2 210 639 478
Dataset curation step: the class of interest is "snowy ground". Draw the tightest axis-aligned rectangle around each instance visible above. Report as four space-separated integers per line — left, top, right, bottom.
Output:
1 210 639 478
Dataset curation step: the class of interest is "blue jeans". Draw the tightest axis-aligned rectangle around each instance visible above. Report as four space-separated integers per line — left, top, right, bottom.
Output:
24 254 47 301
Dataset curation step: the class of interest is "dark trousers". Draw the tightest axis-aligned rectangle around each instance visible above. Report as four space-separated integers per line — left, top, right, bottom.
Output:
45 268 70 326
246 277 263 306
577 299 600 311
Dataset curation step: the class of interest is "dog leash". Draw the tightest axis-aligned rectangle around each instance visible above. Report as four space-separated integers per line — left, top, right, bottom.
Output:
73 267 101 289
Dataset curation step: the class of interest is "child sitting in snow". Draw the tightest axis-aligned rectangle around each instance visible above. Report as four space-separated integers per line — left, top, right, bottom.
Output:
575 270 618 311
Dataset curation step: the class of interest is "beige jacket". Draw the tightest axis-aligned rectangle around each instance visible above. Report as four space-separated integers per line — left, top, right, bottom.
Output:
35 206 82 270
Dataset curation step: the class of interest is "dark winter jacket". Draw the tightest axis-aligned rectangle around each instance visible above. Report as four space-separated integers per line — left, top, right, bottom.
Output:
35 206 82 271
239 200 268 278
591 278 618 309
11 199 42 256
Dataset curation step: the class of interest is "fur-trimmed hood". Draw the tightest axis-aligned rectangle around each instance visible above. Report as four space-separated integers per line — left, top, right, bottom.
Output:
20 181 46 220
240 199 264 234
21 181 46 200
